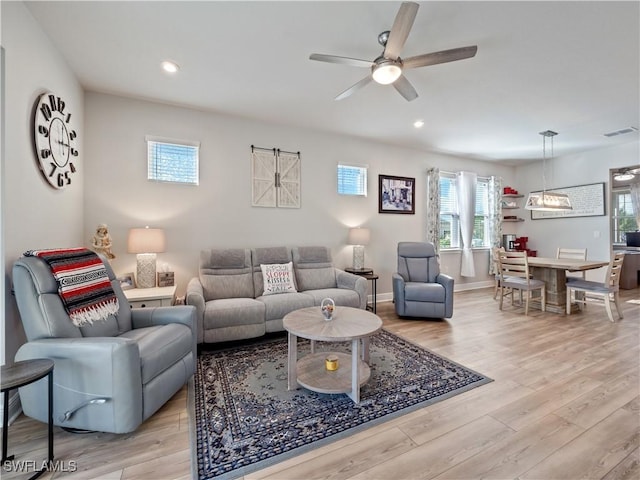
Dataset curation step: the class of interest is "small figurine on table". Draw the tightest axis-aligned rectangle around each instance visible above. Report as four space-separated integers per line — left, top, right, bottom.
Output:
91 223 116 259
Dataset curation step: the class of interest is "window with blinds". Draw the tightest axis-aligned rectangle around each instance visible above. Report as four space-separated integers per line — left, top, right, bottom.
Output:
612 188 638 243
439 173 490 249
146 136 200 185
337 164 367 196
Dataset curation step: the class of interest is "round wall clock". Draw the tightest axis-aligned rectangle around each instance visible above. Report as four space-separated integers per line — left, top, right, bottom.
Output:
33 92 79 189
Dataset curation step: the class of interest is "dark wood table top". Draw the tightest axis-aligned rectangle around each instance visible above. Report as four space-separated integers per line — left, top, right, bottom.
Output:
1 359 54 392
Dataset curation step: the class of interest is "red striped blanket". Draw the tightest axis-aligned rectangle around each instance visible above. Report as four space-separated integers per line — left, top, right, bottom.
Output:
24 247 119 327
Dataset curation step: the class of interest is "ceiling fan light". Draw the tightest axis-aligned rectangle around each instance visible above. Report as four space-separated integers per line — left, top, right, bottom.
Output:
613 172 635 182
372 62 402 85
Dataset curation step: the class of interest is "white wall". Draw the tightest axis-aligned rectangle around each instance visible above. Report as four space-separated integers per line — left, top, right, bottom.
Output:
516 141 639 280
1 1 84 366
84 92 518 300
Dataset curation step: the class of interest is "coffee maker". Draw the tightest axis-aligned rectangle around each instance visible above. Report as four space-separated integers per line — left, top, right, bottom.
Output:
502 234 516 251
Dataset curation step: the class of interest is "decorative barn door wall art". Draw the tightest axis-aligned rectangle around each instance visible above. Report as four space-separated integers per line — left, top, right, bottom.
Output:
251 146 301 208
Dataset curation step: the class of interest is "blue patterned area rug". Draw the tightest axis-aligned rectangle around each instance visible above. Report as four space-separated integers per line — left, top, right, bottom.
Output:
193 329 491 480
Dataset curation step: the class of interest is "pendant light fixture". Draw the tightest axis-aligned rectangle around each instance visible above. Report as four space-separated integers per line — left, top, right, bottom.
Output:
525 130 573 211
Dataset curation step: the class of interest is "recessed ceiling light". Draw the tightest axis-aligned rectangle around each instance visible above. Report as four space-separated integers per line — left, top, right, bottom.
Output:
161 61 180 73
413 120 424 128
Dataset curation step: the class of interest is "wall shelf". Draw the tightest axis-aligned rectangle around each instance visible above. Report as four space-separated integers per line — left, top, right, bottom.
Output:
502 191 524 222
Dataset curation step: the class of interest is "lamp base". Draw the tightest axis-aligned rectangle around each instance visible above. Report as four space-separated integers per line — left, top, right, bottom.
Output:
136 253 157 288
352 245 365 270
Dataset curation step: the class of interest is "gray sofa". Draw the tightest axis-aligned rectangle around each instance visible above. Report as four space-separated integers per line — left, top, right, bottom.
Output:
186 246 368 344
12 255 196 434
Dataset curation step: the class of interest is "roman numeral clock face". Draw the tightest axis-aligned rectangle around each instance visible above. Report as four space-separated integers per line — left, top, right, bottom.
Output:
33 92 78 189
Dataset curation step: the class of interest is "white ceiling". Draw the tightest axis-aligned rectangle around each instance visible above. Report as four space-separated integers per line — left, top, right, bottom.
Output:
25 1 640 165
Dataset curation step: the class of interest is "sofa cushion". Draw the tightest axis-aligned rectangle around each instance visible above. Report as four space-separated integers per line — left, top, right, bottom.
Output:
302 288 361 308
292 246 337 291
404 282 445 303
260 262 297 296
203 298 265 329
199 249 254 300
257 292 314 321
119 324 192 384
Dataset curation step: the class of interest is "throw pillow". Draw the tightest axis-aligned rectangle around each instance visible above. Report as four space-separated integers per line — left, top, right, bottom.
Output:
261 262 297 296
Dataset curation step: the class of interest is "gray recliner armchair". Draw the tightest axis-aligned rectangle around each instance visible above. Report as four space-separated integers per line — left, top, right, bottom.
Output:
392 242 454 319
12 254 196 433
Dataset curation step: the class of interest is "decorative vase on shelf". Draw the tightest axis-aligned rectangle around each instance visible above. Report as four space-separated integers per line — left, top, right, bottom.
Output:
321 298 335 321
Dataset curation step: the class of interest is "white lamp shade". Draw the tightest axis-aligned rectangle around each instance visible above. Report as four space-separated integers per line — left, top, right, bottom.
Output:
127 227 166 254
348 228 370 246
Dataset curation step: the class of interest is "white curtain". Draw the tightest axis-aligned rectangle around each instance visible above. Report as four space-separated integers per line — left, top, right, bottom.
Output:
456 171 477 277
426 167 440 256
630 182 640 227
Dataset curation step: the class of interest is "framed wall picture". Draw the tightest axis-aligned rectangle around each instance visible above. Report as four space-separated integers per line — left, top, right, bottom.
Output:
379 174 415 214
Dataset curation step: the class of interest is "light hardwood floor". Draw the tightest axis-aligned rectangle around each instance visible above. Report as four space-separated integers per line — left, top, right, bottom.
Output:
2 287 639 480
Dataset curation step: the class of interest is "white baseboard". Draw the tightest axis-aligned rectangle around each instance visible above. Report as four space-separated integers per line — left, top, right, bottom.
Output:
370 281 493 306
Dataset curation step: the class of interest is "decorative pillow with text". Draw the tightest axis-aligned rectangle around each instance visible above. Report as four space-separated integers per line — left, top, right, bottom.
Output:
261 262 297 296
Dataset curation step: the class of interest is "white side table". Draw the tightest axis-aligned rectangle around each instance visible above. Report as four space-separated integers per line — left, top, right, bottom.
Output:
124 285 177 308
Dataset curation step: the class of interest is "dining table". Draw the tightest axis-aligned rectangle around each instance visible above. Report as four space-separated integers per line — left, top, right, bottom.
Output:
526 256 609 314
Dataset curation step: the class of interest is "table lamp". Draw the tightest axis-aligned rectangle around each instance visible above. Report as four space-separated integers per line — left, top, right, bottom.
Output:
127 227 166 288
348 227 370 270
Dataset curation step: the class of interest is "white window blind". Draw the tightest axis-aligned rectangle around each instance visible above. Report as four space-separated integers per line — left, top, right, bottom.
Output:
439 173 490 249
337 164 367 196
146 136 200 185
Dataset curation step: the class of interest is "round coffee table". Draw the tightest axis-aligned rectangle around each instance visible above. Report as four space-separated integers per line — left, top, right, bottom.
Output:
283 306 382 403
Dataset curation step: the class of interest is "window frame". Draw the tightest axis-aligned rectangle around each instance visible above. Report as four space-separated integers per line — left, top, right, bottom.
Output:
337 163 368 197
438 172 491 251
146 135 200 186
611 186 638 244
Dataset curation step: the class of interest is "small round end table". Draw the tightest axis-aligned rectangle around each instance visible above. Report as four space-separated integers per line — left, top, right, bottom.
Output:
1 358 54 479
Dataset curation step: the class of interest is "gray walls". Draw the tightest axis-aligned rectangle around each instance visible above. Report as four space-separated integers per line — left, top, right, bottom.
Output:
1 2 84 365
84 92 517 300
516 141 639 280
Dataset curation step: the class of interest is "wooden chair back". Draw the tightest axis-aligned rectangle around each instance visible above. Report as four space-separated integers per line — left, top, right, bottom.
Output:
557 247 587 280
497 250 530 280
556 248 587 260
607 252 626 287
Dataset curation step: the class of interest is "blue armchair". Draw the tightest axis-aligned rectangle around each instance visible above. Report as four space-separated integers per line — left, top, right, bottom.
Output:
12 254 196 433
392 242 454 319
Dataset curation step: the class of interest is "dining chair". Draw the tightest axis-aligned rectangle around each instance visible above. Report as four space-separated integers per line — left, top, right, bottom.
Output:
565 252 625 322
496 250 546 315
557 247 588 302
557 247 588 279
492 246 509 300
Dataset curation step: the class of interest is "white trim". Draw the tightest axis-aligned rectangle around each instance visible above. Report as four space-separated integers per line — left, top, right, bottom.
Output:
144 135 200 148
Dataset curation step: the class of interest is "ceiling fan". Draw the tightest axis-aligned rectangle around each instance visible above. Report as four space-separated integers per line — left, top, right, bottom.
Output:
309 1 478 102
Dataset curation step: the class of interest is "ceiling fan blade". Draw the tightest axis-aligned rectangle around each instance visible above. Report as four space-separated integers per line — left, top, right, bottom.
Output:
403 45 478 69
335 75 372 101
393 75 418 102
309 53 372 68
384 2 419 60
